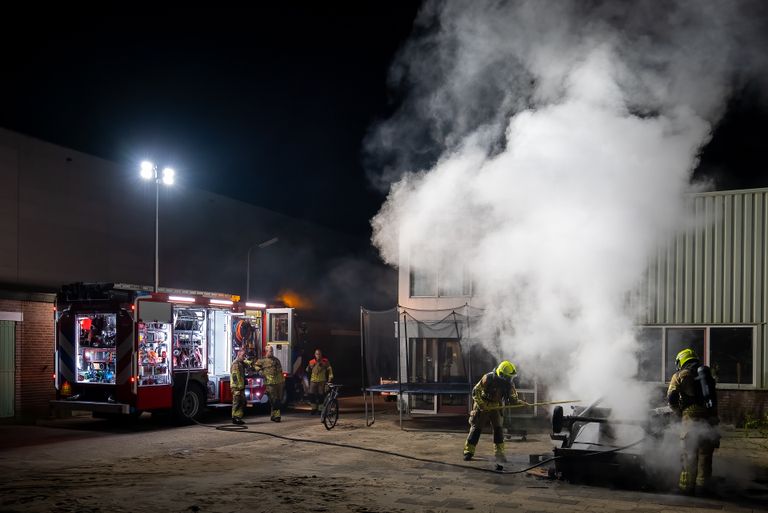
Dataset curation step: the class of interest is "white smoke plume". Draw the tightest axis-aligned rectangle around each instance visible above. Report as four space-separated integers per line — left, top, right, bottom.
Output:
367 1 768 420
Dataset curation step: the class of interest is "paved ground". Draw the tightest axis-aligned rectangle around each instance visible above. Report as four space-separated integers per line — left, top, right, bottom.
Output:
0 397 766 513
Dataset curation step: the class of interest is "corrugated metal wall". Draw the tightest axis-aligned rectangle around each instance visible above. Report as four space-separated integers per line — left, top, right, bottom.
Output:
0 320 14 417
640 188 767 388
642 189 767 325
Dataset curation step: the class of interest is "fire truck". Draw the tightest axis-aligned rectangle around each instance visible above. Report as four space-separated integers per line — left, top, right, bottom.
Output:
50 283 296 421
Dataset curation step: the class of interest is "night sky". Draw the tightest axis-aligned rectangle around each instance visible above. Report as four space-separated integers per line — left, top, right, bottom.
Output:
1 3 765 240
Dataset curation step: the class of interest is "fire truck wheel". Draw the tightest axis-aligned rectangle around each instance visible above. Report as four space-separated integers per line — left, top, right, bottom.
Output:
174 384 206 423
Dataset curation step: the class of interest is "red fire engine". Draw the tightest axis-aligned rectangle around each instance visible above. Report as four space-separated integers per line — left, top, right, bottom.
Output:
51 283 295 421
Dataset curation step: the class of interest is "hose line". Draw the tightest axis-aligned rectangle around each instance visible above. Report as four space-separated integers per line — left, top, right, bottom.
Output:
190 416 648 475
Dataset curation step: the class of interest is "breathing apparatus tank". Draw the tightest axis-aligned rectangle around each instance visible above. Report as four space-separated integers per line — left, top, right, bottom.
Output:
695 365 717 410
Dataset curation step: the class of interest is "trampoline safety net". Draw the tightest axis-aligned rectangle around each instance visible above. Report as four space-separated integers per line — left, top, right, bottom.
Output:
360 305 501 415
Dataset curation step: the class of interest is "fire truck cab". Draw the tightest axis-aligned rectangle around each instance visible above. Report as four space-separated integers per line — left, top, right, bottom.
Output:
51 283 294 421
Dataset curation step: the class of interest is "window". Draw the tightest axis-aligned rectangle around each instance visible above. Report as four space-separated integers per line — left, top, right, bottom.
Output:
710 327 753 385
437 256 469 297
636 327 662 382
409 263 472 297
438 340 466 383
637 325 755 385
269 312 289 343
410 267 437 297
409 337 437 412
665 328 705 381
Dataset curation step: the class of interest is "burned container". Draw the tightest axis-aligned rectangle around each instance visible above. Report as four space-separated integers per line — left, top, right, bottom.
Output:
550 399 677 490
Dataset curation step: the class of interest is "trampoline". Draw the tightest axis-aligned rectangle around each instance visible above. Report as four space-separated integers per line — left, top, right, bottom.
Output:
360 305 538 430
363 382 472 427
360 305 493 428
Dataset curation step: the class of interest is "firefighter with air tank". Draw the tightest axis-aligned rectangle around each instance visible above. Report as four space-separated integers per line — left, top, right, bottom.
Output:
463 360 527 463
667 348 720 496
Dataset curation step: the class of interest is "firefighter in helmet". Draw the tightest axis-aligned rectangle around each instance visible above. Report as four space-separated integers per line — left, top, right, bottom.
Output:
667 348 720 495
230 349 248 425
463 360 526 462
252 345 285 422
306 348 334 415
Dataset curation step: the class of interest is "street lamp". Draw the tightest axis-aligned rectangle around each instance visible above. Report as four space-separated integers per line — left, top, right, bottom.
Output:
140 161 175 292
246 237 279 300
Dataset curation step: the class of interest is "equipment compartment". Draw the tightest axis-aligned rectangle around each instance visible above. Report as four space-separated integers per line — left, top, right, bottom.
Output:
173 307 206 369
75 313 117 384
138 321 171 386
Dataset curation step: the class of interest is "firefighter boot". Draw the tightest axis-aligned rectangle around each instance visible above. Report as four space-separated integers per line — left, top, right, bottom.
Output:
678 470 695 495
695 474 715 497
494 443 507 463
463 442 475 461
271 409 281 422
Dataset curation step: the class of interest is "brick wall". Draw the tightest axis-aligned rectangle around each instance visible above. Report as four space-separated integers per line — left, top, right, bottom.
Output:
0 298 55 420
718 389 768 426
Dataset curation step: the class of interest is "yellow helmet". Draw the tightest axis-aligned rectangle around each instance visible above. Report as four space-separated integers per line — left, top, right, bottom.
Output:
495 361 517 379
675 348 698 370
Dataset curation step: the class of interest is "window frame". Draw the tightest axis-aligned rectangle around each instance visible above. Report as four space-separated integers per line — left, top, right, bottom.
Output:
409 267 438 298
409 267 473 298
708 326 756 388
637 324 757 389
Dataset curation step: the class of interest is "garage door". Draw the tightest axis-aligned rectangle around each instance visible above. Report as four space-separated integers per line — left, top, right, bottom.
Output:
0 320 14 417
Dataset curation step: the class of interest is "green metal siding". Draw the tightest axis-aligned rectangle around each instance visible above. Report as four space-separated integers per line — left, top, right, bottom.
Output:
0 320 14 417
642 189 768 326
640 188 768 388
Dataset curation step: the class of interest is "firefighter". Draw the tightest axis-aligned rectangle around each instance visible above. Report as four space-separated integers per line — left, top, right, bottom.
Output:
667 348 720 495
230 348 248 425
306 348 334 415
253 345 285 422
463 360 526 462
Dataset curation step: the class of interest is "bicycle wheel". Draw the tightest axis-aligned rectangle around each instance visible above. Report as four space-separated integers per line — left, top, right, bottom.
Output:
322 398 339 430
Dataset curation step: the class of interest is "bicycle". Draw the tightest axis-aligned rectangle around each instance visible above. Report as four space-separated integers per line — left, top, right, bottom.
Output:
320 383 342 430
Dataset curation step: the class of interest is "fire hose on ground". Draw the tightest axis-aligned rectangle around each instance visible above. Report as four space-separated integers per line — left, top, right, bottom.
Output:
184 396 652 475
483 399 583 411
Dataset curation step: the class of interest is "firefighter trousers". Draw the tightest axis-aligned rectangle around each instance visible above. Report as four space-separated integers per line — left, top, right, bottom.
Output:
465 409 504 454
266 383 284 419
231 389 246 420
309 381 327 412
679 418 718 492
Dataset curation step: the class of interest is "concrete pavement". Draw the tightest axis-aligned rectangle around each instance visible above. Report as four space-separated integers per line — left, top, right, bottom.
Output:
0 400 765 512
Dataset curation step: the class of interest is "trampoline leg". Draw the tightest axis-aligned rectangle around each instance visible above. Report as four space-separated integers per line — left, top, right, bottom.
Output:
366 390 376 427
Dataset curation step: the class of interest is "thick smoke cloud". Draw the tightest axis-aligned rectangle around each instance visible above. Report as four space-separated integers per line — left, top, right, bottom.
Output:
367 0 767 419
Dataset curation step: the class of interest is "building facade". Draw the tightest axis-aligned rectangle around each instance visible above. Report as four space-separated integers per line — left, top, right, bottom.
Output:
637 187 768 423
397 187 768 423
0 290 56 421
0 128 394 420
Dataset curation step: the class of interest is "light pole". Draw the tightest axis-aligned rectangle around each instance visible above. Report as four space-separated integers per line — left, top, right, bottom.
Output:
140 161 175 292
246 237 279 300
